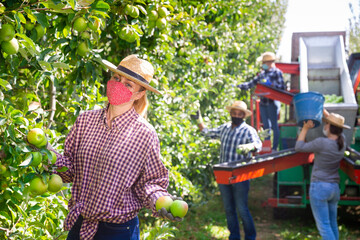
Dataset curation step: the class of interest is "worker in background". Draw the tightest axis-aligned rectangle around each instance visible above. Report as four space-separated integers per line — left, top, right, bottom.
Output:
193 100 262 240
295 111 349 240
237 52 285 152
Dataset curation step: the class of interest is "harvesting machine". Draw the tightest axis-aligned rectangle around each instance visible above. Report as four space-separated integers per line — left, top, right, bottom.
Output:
213 31 360 217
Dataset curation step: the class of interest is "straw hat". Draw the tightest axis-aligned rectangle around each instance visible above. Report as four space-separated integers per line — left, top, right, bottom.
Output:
323 113 350 129
257 52 276 63
225 101 252 118
102 55 161 94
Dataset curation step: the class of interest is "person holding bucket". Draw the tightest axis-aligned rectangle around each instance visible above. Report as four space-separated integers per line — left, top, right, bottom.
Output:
236 52 285 151
195 100 262 240
295 111 350 240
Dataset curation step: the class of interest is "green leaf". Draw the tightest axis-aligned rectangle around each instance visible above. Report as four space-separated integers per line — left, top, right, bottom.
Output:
28 221 47 229
0 211 11 222
0 118 6 126
13 117 27 125
7 204 17 223
34 13 49 28
14 204 28 218
52 62 71 69
16 12 27 24
38 61 52 71
92 1 110 12
48 55 61 62
19 153 32 167
7 125 15 140
17 33 36 51
56 166 68 172
0 79 12 90
137 5 146 15
10 109 23 118
24 9 37 22
66 0 75 9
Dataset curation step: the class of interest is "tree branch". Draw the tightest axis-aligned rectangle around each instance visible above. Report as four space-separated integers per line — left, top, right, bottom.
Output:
47 78 56 129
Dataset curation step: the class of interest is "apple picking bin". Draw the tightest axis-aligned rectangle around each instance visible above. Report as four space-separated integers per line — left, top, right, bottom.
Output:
293 92 324 128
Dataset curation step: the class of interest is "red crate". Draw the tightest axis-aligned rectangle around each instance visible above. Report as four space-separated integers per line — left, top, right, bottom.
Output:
275 62 300 75
340 158 360 184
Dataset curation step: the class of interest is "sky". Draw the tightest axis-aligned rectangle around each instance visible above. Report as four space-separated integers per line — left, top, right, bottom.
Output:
277 0 359 62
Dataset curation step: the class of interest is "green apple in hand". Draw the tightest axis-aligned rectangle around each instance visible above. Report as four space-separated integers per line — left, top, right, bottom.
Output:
27 128 47 148
344 150 350 157
170 200 188 218
156 195 173 211
355 160 360 165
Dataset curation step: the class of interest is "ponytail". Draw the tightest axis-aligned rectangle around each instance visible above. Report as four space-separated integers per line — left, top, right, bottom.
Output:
329 124 344 151
336 135 344 151
133 92 148 118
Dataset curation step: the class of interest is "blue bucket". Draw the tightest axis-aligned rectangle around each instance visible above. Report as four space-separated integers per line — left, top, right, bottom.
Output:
293 92 325 128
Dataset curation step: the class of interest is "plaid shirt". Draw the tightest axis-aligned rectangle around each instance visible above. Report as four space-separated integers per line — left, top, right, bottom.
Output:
201 122 262 163
54 107 169 240
238 67 285 104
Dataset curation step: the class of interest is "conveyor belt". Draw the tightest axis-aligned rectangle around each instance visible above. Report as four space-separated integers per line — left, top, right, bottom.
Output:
213 148 314 184
213 147 360 185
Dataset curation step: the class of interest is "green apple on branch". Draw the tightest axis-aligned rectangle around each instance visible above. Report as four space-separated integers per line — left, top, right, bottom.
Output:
30 152 42 167
0 164 7 174
29 177 48 196
27 128 47 148
47 174 63 193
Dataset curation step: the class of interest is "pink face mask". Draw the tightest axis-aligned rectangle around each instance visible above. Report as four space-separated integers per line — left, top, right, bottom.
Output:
106 80 133 105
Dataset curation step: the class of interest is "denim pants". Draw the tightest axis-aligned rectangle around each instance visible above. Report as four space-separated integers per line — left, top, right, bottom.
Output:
309 182 340 240
66 215 140 240
218 181 256 240
259 101 280 150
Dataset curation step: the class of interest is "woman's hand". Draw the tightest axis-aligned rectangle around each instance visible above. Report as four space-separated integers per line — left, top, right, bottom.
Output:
297 120 313 142
303 120 315 129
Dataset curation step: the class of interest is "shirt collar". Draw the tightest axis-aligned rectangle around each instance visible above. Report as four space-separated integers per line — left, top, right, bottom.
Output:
101 105 139 131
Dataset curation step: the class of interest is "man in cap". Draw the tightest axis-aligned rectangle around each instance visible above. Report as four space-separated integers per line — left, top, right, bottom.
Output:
237 52 285 152
196 100 262 240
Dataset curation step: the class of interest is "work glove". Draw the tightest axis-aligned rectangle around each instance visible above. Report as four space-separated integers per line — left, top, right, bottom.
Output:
190 110 203 124
236 83 250 90
236 143 257 155
257 128 272 141
236 83 244 89
157 195 183 222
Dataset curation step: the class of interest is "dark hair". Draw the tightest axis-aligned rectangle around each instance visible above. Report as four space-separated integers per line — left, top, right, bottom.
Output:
329 124 344 150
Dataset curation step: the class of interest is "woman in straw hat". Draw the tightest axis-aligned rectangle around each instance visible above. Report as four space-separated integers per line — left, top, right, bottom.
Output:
237 52 285 152
196 100 262 240
52 55 180 240
295 111 350 240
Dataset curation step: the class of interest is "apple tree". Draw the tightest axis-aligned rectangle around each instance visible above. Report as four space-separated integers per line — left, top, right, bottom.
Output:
0 0 286 238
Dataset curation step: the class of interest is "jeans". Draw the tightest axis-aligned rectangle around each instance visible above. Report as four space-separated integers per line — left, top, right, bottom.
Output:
309 182 340 240
259 101 280 150
66 215 140 240
218 181 256 240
